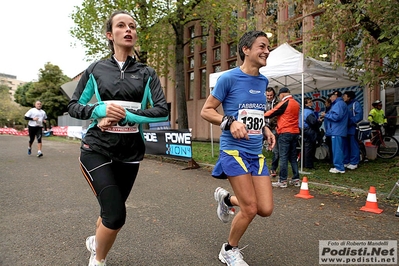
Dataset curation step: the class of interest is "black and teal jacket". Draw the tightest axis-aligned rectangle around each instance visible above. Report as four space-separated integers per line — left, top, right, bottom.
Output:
67 55 169 162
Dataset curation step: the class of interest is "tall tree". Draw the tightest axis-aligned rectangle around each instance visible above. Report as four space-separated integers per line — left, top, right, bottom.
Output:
305 0 399 87
70 0 258 129
14 63 71 126
0 85 28 128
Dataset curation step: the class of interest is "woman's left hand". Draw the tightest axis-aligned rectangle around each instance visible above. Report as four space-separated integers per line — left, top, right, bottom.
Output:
98 117 118 131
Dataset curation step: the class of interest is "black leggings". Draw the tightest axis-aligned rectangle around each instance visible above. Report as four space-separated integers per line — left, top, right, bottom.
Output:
28 126 43 144
79 148 139 230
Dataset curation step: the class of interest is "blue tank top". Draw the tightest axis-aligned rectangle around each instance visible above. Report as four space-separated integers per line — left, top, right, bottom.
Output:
211 67 269 154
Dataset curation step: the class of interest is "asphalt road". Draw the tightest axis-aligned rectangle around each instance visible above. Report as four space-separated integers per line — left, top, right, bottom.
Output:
1 135 398 266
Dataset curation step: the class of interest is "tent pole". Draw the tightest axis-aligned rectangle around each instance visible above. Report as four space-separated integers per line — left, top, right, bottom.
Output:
300 72 311 175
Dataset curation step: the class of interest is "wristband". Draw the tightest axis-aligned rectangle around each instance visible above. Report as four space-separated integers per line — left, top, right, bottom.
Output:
220 115 235 130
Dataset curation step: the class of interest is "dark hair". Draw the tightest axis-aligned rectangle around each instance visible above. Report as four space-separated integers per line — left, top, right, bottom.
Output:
304 97 312 104
105 10 136 53
344 91 356 99
238 31 269 61
266 87 276 96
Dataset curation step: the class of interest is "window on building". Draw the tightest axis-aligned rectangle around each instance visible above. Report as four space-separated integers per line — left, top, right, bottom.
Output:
201 26 208 50
214 47 221 62
200 69 207 99
200 52 207 66
189 26 195 54
188 72 194 100
189 56 195 69
228 43 237 58
214 65 221 73
213 28 221 45
228 61 237 69
288 0 302 18
288 21 303 41
345 30 364 69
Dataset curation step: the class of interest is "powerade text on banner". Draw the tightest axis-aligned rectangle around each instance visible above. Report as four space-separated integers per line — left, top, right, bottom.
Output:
143 129 192 159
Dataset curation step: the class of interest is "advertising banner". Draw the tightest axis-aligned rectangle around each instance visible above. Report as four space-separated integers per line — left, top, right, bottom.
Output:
143 129 192 159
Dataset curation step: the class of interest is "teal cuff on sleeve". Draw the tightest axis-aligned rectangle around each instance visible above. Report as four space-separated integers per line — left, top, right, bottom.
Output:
90 103 106 119
124 109 168 124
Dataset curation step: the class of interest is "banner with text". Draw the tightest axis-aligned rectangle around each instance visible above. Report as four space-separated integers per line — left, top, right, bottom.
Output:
143 129 192 159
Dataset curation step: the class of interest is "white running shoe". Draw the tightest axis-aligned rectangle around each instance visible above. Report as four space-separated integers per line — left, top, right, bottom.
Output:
86 236 106 266
329 168 345 174
214 187 234 223
346 164 358 170
218 243 249 266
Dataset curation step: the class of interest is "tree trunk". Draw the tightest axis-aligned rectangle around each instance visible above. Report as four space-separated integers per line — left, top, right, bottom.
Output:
174 23 189 129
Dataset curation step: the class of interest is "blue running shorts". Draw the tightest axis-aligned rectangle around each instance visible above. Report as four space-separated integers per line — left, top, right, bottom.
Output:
212 150 270 179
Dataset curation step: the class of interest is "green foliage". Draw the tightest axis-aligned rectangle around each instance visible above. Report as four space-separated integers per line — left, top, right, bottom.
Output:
307 0 399 87
0 85 29 128
69 0 256 130
14 63 71 126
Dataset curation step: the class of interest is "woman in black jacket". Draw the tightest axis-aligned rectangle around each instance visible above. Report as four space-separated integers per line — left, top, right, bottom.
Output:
68 10 168 266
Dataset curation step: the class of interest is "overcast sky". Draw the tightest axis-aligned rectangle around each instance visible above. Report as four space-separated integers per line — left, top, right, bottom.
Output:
0 0 91 82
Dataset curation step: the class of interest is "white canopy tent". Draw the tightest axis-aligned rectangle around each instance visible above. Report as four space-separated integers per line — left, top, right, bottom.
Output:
209 42 360 92
208 43 361 172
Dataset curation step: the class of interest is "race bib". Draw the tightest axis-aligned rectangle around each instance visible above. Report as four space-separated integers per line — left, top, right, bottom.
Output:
237 109 264 135
99 100 141 133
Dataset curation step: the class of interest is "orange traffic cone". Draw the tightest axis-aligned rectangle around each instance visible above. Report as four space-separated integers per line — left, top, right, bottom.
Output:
295 176 314 199
360 186 383 214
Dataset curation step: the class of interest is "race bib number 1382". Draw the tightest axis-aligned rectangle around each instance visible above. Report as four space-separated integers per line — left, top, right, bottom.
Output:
237 109 264 135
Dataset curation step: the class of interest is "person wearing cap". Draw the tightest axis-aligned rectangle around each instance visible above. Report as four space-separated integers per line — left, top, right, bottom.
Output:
319 90 349 174
342 91 363 170
264 87 301 188
368 100 387 130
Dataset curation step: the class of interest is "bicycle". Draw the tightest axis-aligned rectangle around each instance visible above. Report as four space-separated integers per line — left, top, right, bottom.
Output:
359 127 399 159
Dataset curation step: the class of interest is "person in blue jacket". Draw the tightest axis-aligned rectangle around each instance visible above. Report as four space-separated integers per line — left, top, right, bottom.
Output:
343 91 363 170
320 90 349 173
299 97 322 169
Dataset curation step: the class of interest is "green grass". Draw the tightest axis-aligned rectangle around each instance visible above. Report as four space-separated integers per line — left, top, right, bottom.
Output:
45 137 399 202
191 141 399 201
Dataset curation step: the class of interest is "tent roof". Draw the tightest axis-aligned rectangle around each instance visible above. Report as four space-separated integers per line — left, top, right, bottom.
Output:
209 43 359 94
60 80 78 100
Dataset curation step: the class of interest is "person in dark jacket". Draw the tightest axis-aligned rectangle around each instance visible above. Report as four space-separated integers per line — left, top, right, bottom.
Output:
67 10 169 266
265 87 279 177
320 90 348 174
299 97 321 169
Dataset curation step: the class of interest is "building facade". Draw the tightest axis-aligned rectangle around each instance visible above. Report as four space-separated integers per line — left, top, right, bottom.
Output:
0 73 26 101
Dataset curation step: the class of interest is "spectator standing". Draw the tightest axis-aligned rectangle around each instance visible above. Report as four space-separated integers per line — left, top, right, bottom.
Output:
299 97 321 169
67 10 169 266
201 30 275 266
264 87 301 188
343 91 363 170
320 91 348 174
265 87 279 177
321 98 333 162
368 100 387 130
24 100 47 157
